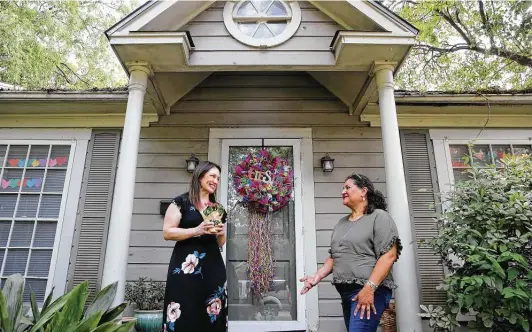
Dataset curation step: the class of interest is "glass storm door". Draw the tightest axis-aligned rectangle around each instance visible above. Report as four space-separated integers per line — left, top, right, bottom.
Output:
219 139 306 332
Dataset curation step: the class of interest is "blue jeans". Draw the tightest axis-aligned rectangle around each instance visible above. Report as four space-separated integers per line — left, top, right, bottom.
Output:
336 283 393 332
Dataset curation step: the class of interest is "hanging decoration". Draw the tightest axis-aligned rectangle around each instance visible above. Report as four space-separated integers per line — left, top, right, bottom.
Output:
6 157 68 168
233 149 293 298
1 177 43 190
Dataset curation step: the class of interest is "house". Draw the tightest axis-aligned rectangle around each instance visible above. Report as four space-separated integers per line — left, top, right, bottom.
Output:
0 1 531 331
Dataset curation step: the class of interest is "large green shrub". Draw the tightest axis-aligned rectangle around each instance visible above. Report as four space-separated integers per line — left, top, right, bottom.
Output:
420 155 532 332
0 274 134 332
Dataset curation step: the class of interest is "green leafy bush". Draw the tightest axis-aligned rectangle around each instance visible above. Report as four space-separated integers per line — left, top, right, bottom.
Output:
420 155 532 332
124 278 164 311
0 273 133 332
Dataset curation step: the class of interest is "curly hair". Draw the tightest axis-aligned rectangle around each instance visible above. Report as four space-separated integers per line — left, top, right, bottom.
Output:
345 173 387 214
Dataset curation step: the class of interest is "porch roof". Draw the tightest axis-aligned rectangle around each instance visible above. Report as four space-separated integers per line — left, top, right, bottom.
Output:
104 1 418 116
1 89 531 129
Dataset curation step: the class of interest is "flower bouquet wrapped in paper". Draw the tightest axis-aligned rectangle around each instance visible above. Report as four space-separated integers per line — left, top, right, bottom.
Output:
201 202 226 233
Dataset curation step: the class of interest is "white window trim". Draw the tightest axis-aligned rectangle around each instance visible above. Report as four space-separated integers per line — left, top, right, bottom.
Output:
208 128 318 332
0 129 90 300
430 128 532 194
223 0 302 48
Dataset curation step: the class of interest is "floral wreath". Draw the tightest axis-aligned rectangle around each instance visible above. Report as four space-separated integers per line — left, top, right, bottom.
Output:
233 149 294 213
233 149 294 298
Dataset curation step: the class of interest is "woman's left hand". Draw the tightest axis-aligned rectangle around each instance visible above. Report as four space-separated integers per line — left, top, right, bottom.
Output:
353 284 376 319
214 223 225 236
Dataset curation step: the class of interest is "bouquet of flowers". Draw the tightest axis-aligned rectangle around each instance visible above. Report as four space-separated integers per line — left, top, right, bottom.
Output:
201 202 226 233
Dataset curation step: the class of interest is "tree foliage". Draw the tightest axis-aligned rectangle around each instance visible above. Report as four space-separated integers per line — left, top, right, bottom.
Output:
0 0 136 89
387 0 532 91
420 155 532 331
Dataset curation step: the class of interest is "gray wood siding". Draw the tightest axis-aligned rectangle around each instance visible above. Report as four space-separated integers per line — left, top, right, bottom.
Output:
128 72 383 331
180 1 341 60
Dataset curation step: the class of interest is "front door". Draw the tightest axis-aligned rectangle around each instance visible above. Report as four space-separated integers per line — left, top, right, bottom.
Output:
218 139 306 332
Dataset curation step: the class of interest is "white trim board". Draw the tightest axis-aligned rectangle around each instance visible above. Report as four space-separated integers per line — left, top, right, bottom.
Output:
208 128 318 332
429 129 532 141
0 129 91 141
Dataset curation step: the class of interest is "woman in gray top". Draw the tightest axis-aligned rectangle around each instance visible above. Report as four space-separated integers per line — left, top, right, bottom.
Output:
300 173 402 332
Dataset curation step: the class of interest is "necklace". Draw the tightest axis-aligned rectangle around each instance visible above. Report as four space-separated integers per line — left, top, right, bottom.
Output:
339 214 364 243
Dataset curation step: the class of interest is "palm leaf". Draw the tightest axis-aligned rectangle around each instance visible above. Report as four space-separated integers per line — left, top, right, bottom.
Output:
45 282 88 331
72 311 104 332
99 304 127 324
28 283 78 332
84 282 117 319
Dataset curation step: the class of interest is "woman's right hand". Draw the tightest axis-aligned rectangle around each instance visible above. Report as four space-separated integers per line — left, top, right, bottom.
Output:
299 274 321 295
195 221 215 236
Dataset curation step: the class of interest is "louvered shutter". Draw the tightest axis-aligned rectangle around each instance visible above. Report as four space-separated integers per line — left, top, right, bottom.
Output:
400 130 447 305
67 131 120 300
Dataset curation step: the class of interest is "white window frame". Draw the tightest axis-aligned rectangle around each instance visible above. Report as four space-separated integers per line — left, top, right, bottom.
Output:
430 128 532 193
208 128 318 332
223 0 302 48
0 129 90 300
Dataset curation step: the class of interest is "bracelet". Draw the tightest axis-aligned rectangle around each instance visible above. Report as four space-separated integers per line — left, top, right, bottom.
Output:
366 280 378 290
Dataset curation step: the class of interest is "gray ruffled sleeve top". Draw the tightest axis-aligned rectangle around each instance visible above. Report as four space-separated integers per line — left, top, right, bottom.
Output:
329 209 402 289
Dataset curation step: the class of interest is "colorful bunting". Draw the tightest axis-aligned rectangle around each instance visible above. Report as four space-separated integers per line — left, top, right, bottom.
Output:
5 157 67 168
1 177 43 189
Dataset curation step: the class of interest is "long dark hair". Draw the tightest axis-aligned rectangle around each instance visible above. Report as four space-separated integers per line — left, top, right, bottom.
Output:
189 161 221 209
345 173 387 214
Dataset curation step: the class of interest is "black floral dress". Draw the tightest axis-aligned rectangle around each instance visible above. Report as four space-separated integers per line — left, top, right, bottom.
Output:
163 193 227 332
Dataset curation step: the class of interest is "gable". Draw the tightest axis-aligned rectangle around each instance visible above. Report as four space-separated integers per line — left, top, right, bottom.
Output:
109 0 416 36
107 0 417 116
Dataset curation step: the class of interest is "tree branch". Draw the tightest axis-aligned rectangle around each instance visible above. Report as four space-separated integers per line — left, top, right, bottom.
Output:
488 49 532 67
478 0 495 47
415 43 532 68
453 8 476 46
55 66 71 84
435 9 473 45
58 62 90 86
415 44 476 53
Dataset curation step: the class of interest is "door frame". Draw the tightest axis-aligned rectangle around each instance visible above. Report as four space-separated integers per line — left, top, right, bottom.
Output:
208 128 319 332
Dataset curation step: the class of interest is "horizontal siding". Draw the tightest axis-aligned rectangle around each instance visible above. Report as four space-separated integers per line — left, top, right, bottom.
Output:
129 124 207 281
181 1 342 59
129 72 383 332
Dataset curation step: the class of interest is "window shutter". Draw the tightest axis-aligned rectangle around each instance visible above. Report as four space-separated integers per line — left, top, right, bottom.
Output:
67 132 120 300
400 130 447 305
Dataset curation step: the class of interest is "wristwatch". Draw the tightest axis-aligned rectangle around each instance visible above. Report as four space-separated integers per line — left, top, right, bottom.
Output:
366 280 378 291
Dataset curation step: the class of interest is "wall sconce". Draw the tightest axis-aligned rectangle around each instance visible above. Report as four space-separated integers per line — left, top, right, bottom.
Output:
321 154 335 172
160 200 172 216
186 154 200 173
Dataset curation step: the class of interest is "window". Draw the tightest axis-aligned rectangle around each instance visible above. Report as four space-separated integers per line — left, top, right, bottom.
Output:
223 0 301 48
0 143 72 302
430 129 532 191
449 143 531 181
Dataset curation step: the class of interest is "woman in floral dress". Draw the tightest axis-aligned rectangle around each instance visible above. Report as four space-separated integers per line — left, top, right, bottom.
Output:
162 161 227 331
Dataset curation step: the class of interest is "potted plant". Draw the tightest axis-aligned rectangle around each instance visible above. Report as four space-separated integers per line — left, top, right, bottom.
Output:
125 277 165 332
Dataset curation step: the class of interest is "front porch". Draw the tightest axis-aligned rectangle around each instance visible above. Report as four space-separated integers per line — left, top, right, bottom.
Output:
101 1 422 331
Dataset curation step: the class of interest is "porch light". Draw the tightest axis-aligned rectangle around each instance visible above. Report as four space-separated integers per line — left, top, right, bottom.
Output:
321 154 335 172
186 154 200 173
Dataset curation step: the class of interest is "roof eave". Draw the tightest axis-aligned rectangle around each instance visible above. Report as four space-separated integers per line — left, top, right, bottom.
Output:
0 91 129 102
367 1 419 35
